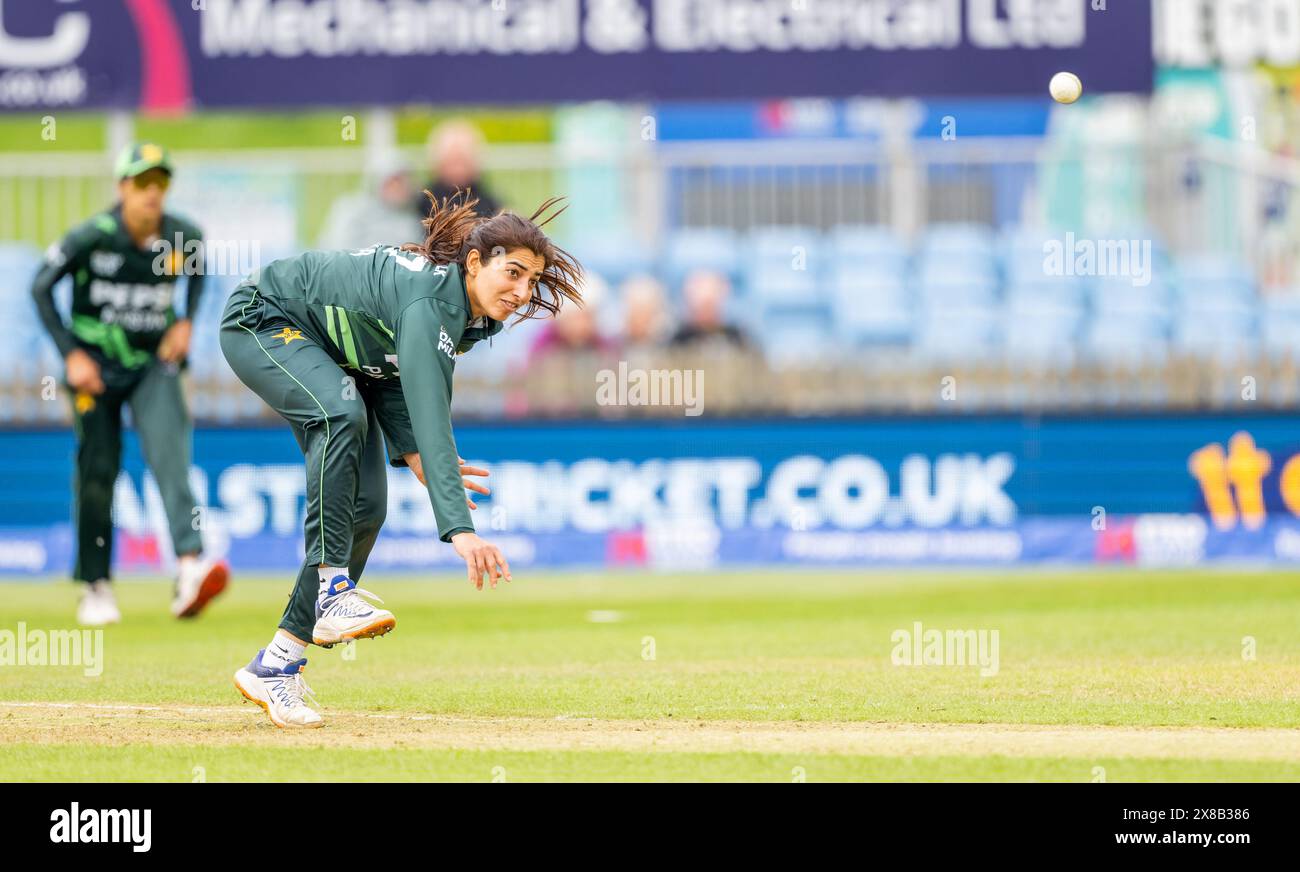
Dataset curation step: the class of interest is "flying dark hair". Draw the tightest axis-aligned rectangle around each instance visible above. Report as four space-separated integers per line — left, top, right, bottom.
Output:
402 189 584 321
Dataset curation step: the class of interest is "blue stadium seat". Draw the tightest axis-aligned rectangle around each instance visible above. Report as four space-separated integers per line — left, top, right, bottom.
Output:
832 274 912 344
1260 292 1300 357
1006 292 1084 320
915 253 998 286
1179 280 1255 307
1000 227 1059 258
1093 275 1172 310
918 276 998 311
1262 293 1300 320
1005 276 1087 309
827 224 909 278
912 306 1000 362
1178 254 1252 286
1000 227 1060 284
662 227 742 289
918 226 998 299
1004 250 1052 285
1173 299 1256 361
1177 255 1256 305
1179 296 1257 324
568 233 655 288
1091 308 1170 345
921 223 996 259
756 300 837 365
1262 317 1300 358
1002 299 1083 367
749 267 817 305
746 226 824 280
1082 319 1169 366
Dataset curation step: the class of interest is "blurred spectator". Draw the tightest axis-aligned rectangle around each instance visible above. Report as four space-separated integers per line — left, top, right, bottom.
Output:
619 274 671 351
528 274 616 364
669 269 752 351
318 151 425 251
415 119 503 220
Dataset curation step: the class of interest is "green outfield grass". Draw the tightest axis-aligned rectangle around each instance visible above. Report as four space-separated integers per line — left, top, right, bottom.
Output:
1 569 1298 782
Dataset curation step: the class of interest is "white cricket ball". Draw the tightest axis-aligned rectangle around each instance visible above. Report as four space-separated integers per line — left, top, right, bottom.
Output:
1049 72 1083 104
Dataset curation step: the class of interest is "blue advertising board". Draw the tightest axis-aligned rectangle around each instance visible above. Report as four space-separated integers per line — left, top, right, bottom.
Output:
1 413 1298 576
0 1 1155 111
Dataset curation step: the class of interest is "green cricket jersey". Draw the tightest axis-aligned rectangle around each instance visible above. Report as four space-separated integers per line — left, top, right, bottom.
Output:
248 244 503 542
31 205 205 369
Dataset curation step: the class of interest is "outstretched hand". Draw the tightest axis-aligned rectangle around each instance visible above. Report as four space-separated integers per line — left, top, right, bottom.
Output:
402 453 491 509
450 531 511 589
458 456 491 509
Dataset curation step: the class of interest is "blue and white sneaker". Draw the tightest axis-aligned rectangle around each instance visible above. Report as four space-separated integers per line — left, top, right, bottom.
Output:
311 575 395 648
234 650 323 729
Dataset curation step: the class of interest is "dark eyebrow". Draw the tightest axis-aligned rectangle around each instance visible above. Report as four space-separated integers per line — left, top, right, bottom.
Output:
507 259 543 279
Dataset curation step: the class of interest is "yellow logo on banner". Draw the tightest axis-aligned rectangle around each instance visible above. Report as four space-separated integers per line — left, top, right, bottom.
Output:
272 327 304 345
1189 432 1271 531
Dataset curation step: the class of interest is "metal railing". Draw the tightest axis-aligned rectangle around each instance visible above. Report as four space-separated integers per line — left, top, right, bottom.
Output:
1 134 1298 269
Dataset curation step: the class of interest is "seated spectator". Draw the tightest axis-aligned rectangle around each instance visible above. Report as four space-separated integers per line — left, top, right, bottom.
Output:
669 269 752 351
619 275 671 351
415 119 503 220
527 274 616 364
318 151 425 251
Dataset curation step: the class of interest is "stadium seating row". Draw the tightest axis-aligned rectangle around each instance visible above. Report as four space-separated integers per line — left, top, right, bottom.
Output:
569 222 1276 365
0 223 1286 381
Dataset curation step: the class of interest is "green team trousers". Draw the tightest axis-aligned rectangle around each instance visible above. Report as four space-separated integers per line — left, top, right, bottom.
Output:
219 283 388 642
70 356 204 582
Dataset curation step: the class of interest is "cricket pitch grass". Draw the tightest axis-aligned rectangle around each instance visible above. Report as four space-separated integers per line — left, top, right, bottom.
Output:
2 568 1298 782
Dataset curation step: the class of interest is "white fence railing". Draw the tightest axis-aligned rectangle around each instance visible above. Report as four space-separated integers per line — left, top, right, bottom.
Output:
1 136 1298 277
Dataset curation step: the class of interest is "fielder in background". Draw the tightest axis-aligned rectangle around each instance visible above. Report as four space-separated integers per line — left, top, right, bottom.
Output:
30 142 230 626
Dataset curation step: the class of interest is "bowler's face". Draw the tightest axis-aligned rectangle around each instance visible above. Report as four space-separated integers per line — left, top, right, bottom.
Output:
477 247 543 321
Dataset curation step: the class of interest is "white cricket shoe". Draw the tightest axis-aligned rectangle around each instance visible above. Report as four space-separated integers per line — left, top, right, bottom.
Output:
172 557 230 618
311 575 395 648
234 651 323 729
77 579 120 626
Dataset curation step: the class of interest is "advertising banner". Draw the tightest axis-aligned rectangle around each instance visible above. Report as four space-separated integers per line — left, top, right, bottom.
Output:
2 413 1298 575
0 0 1155 111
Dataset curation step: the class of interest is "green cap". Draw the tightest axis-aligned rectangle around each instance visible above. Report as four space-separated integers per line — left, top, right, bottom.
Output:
114 142 173 180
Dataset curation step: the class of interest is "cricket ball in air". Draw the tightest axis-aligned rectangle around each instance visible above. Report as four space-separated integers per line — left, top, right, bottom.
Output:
1049 72 1083 104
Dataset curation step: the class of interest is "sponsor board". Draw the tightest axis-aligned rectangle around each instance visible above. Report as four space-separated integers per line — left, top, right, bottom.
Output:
0 1 1153 110
4 415 1300 572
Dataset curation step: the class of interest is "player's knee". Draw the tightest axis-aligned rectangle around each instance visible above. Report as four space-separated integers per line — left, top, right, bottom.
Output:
323 403 368 440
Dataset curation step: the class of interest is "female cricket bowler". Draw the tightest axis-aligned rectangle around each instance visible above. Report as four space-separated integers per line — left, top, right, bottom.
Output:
221 193 583 728
31 142 230 626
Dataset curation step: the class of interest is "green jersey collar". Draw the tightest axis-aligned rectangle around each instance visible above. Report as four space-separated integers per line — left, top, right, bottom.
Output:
459 315 503 353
